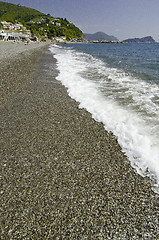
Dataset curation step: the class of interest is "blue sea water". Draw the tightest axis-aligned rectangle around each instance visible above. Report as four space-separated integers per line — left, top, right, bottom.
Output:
50 43 159 193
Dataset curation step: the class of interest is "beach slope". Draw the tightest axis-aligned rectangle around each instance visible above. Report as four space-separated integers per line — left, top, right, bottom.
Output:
0 42 159 239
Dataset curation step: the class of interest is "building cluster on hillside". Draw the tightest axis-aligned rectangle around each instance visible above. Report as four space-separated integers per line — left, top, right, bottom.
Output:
1 21 31 35
0 20 69 43
29 18 64 27
0 21 32 42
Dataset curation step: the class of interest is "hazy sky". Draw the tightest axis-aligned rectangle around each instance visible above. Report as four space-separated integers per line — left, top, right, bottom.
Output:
2 0 159 41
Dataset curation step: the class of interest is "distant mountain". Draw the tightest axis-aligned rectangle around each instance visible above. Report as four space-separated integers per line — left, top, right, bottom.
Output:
84 32 118 42
123 36 155 43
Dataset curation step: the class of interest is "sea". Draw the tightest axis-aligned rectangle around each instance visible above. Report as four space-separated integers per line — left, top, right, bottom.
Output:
50 43 159 193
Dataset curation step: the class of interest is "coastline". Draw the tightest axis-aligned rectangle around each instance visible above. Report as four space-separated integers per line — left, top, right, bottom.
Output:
0 42 159 239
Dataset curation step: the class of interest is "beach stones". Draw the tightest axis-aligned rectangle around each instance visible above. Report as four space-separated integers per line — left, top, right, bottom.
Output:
0 44 159 239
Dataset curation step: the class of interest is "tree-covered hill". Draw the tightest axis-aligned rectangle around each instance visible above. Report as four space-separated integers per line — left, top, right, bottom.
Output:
0 1 84 40
0 1 46 23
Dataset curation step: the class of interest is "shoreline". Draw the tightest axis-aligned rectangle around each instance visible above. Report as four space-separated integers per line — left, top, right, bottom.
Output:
0 43 159 239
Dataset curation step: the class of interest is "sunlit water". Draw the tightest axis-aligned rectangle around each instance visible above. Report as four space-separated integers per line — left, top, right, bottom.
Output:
50 43 159 193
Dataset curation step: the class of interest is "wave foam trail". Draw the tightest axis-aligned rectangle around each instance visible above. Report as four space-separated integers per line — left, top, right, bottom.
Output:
50 44 159 192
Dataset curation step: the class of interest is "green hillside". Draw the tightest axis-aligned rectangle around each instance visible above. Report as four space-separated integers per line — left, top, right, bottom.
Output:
0 1 84 40
0 1 46 22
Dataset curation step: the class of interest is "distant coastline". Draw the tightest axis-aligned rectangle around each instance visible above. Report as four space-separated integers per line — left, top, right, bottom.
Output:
123 36 155 43
81 32 156 44
84 31 118 42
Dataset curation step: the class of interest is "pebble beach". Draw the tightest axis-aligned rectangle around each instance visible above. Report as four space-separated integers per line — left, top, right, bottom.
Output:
0 41 159 239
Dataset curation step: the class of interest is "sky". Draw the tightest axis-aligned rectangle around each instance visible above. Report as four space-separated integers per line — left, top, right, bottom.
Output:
2 0 159 41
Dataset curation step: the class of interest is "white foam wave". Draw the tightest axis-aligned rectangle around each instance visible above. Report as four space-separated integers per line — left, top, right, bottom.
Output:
50 44 159 192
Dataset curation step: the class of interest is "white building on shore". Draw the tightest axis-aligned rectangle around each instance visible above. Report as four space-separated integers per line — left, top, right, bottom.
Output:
0 30 30 42
53 36 66 42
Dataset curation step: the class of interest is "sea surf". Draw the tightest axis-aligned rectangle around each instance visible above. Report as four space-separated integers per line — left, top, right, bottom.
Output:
50 43 159 193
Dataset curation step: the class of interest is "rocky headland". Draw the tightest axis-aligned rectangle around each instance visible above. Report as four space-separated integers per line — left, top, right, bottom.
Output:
123 36 155 43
